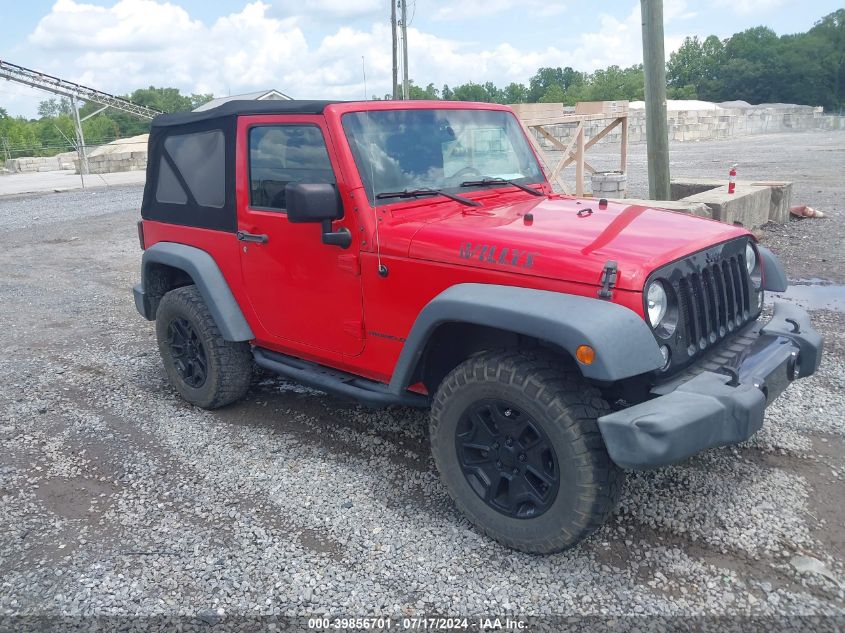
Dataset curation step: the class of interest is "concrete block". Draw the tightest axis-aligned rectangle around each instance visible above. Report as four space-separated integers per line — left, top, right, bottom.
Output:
682 184 772 228
750 181 792 224
672 177 792 225
670 177 724 200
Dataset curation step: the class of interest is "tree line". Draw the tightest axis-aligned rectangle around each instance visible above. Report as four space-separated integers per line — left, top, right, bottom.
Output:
0 87 212 160
2 9 842 160
401 9 844 110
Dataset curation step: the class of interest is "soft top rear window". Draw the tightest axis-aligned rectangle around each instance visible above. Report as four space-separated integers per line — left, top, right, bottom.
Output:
157 130 225 208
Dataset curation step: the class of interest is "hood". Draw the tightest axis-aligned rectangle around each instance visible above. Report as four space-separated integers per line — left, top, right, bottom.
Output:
407 196 748 291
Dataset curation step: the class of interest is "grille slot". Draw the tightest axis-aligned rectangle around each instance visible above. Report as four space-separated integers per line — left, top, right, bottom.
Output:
678 277 696 348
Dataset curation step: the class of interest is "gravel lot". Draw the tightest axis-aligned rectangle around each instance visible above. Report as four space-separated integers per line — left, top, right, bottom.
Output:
1 131 844 629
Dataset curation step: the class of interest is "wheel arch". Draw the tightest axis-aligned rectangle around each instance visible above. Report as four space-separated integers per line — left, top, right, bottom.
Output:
134 242 254 342
388 283 664 395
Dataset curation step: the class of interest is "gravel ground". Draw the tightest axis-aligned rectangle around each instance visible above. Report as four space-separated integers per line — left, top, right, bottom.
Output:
0 132 844 629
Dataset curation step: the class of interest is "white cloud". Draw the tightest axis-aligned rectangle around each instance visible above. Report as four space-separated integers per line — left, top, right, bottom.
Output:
710 0 786 16
18 0 689 111
270 0 382 21
434 0 567 20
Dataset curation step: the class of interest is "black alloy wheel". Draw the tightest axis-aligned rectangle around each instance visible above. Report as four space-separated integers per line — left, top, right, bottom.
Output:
455 399 560 519
166 317 208 388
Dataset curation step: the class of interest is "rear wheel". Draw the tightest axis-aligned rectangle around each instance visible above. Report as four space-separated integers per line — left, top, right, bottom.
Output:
155 286 252 409
429 350 623 553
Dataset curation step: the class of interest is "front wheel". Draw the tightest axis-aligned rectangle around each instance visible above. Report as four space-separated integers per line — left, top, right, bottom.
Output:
429 350 623 553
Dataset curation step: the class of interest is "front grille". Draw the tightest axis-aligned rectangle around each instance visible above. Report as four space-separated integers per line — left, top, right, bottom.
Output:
677 254 751 353
648 238 761 374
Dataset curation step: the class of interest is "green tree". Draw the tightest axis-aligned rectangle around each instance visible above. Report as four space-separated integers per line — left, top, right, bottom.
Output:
38 98 73 119
502 82 528 104
668 84 698 99
809 9 845 107
189 93 214 109
667 35 726 100
450 82 493 102
539 85 567 103
528 66 584 102
408 81 440 100
585 65 644 101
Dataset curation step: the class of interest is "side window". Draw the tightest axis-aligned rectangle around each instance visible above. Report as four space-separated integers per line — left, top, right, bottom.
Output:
156 129 225 208
249 125 336 211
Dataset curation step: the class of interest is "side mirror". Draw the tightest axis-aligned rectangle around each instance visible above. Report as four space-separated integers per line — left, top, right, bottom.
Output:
285 182 342 223
285 182 351 249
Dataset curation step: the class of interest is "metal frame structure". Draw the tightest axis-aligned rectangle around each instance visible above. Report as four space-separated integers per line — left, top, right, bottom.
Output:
1 59 161 174
510 101 629 196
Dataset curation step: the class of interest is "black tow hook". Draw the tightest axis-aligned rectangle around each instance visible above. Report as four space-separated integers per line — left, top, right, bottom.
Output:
717 366 740 387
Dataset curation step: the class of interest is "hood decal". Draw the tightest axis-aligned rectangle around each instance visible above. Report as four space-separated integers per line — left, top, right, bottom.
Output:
459 242 537 269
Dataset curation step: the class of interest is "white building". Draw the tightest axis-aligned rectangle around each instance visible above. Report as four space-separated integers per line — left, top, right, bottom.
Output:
193 89 292 112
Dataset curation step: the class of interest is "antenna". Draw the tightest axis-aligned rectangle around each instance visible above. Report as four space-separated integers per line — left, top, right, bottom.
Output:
360 56 386 277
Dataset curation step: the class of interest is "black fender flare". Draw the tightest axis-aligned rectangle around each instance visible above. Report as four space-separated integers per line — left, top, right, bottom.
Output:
134 242 254 342
388 283 664 393
757 245 788 292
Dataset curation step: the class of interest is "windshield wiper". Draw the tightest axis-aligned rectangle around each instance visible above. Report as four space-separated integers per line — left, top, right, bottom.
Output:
460 177 544 196
375 188 481 207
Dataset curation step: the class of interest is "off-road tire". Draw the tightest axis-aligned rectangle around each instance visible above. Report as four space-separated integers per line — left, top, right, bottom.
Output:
155 285 252 409
430 349 624 553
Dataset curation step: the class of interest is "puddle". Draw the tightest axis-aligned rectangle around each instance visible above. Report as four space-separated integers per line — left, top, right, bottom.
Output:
767 278 845 312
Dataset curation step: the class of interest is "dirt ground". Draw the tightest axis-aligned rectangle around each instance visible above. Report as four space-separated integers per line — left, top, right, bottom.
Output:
0 130 843 626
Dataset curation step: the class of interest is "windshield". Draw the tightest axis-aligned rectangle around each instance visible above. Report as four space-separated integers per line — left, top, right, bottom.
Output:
342 109 545 204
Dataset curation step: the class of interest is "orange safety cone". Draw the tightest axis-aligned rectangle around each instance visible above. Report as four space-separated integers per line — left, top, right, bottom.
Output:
728 164 737 194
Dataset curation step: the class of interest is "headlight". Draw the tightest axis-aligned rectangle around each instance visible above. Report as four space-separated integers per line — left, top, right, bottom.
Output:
745 243 757 275
646 281 668 327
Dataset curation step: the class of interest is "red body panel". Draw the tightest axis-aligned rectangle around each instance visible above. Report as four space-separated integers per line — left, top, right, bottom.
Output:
142 100 753 385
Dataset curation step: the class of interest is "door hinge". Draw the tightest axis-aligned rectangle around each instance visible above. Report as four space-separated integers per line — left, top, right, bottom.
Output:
598 260 618 300
337 254 361 276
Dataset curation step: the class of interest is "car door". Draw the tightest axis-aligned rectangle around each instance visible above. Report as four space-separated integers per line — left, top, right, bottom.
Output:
236 115 364 356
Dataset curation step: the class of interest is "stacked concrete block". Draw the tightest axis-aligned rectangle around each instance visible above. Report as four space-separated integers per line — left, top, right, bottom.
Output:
75 152 148 174
5 156 61 173
591 171 627 197
531 103 845 149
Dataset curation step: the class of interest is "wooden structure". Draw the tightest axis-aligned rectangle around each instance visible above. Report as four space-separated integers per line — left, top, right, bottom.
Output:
509 101 629 196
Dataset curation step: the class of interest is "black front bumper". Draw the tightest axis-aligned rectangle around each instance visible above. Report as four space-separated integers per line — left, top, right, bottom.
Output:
597 301 823 470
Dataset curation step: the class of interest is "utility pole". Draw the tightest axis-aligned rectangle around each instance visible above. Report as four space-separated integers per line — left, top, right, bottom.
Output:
400 0 409 100
391 1 399 99
640 0 671 200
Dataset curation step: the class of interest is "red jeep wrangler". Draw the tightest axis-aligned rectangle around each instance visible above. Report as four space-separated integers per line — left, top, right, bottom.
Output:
134 100 822 553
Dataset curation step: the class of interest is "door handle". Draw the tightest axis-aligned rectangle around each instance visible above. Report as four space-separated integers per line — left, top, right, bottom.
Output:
237 231 268 244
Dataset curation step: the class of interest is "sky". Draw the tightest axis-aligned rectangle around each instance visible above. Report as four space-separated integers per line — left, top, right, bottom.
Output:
0 0 842 117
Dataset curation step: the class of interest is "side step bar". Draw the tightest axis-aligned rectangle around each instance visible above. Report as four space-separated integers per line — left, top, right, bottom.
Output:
253 348 429 409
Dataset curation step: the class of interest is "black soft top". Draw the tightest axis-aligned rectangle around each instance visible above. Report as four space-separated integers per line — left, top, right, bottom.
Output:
142 100 346 232
151 100 344 128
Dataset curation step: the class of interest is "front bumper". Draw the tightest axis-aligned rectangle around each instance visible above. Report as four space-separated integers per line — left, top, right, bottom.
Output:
597 300 823 470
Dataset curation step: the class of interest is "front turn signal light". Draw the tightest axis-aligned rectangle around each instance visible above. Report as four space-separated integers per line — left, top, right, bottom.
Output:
576 345 595 365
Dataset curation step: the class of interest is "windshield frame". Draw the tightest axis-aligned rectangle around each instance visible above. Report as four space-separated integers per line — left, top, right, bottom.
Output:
339 106 546 206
